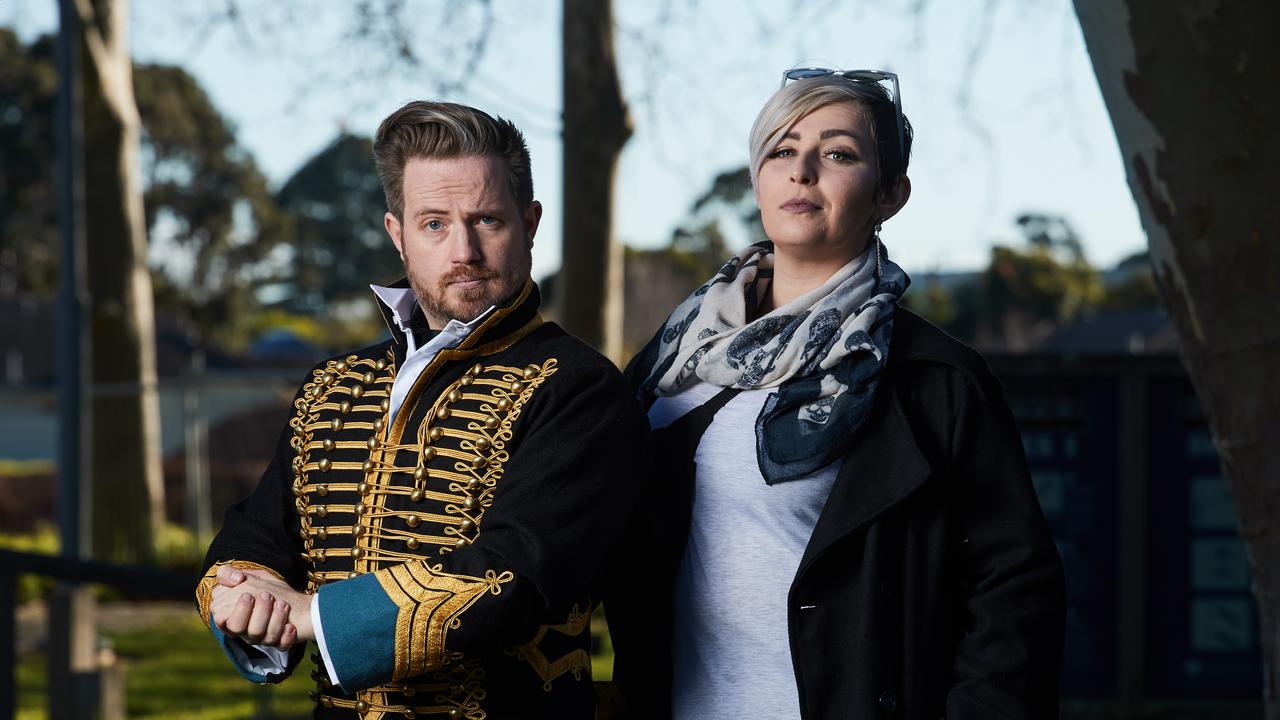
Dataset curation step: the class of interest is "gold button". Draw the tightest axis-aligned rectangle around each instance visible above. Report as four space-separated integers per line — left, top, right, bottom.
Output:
411 489 425 503
314 549 327 562
429 427 443 442
474 438 490 451
455 537 470 548
331 418 343 432
352 385 365 399
460 519 475 532
448 389 461 403
356 699 369 714
380 398 390 412
362 460 374 473
299 528 308 539
467 478 481 490
437 407 451 420
406 538 420 550
469 363 483 377
308 386 320 399
403 686 416 697
322 438 335 452
335 360 349 373
406 515 421 528
496 398 511 412
374 417 385 432
352 525 365 539
348 571 359 579
340 400 352 414
376 358 388 370
523 365 537 380
484 416 499 429
367 436 379 450
413 467 427 482
315 506 328 518
362 371 376 385
351 547 364 560
293 424 304 436
318 458 331 473
323 371 337 385
450 707 463 719
293 487 304 498
459 375 473 386
464 497 477 510
422 447 436 461
355 502 366 515
471 456 486 469
357 481 369 495
510 381 525 394
317 528 328 540
317 484 329 496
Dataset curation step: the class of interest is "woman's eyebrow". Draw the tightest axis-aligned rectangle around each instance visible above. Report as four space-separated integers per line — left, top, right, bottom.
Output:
781 128 865 141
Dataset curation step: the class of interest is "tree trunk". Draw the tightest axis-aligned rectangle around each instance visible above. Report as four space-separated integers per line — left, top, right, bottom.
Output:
77 0 163 562
560 0 632 363
1075 1 1280 715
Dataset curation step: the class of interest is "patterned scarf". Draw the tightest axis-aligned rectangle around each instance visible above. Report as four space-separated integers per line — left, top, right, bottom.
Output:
636 240 909 484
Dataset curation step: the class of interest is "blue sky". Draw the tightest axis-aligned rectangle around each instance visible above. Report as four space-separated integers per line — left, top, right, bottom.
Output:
5 0 1147 284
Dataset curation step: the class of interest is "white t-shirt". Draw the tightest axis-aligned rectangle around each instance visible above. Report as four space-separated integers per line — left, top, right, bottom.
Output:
649 382 841 720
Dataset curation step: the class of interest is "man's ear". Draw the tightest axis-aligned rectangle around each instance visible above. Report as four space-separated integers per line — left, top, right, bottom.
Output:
523 200 543 247
385 211 405 257
876 175 912 223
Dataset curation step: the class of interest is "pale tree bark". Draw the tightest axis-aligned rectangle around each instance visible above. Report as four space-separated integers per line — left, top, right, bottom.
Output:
1075 1 1280 715
560 0 633 363
77 0 164 562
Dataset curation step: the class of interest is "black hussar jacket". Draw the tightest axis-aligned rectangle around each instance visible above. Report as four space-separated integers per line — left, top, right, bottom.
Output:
198 281 646 720
606 307 1066 720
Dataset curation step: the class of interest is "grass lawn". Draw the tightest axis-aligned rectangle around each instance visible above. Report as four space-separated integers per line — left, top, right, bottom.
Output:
18 607 617 719
18 612 313 720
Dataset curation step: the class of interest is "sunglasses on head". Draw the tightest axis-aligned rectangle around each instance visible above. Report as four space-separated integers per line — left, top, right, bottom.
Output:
780 67 905 168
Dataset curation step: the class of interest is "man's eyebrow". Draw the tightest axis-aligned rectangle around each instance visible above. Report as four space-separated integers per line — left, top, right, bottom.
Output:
414 207 448 219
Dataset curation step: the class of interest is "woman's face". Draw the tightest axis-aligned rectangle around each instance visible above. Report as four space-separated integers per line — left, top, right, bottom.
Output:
756 102 899 263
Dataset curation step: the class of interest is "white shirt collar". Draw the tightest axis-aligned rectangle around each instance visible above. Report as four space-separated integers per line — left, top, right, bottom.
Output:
369 284 496 349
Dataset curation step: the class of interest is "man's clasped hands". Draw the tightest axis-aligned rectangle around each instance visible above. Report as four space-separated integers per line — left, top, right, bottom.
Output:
210 566 316 650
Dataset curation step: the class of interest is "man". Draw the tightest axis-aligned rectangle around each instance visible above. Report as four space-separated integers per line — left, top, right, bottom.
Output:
196 101 644 720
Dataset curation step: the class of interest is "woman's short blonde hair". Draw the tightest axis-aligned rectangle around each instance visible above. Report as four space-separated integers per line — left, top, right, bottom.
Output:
748 76 913 195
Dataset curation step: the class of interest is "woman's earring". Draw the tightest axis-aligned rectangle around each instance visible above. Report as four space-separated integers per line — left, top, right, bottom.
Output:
874 222 884 278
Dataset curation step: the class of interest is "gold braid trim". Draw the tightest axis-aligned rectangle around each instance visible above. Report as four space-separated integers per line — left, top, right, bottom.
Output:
373 562 514 682
196 560 286 629
508 602 593 691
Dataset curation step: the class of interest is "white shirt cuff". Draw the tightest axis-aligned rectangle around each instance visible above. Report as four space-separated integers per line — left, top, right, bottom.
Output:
311 592 343 687
227 637 292 678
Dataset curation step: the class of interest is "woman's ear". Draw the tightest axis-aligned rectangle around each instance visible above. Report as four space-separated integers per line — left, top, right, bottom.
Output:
876 175 912 223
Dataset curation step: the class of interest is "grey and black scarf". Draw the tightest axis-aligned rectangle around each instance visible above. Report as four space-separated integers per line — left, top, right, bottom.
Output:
635 240 910 484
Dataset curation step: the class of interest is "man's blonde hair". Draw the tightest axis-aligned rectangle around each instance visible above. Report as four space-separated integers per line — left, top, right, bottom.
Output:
373 101 533 220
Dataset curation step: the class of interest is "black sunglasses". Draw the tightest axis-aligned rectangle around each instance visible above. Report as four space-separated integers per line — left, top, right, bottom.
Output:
780 67 905 167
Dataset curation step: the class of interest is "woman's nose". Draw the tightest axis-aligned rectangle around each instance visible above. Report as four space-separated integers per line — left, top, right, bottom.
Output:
789 158 815 185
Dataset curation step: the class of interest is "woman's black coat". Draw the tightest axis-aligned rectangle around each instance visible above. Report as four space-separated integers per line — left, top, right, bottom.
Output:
605 308 1066 720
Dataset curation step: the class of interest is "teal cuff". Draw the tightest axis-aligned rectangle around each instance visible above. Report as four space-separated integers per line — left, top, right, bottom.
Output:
316 572 400 692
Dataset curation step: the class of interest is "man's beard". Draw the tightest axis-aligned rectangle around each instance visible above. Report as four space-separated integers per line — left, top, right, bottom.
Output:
407 259 525 326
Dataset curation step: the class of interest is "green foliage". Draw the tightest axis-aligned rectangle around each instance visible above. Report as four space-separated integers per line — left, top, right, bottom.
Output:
0 29 59 296
0 522 59 603
134 62 287 349
274 133 403 310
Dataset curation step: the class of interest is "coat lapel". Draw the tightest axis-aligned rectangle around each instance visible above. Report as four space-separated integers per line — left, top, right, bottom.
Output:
795 377 932 579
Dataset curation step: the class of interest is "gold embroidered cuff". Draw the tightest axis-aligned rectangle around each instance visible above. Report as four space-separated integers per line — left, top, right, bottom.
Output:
196 560 286 629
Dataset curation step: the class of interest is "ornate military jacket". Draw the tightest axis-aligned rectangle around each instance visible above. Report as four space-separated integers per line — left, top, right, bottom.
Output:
197 283 645 719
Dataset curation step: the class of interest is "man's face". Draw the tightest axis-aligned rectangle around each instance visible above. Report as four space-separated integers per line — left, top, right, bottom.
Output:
384 155 541 329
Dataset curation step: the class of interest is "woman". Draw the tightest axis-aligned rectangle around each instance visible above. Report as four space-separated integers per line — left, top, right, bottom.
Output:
606 69 1065 720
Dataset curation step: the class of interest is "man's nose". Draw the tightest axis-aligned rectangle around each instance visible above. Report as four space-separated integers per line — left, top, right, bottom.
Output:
448 225 483 265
